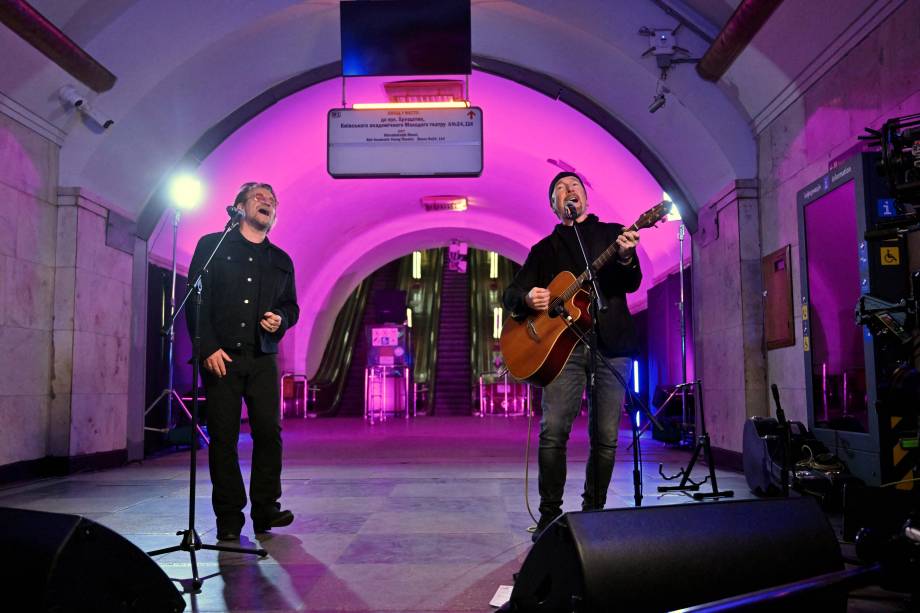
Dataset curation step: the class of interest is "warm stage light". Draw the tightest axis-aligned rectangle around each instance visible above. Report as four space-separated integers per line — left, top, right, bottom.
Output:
352 101 470 109
169 174 203 210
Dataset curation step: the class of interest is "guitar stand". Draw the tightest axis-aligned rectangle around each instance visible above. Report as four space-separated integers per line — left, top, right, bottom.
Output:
658 379 734 500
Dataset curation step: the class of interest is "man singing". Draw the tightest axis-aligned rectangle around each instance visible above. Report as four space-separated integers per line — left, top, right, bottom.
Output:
187 182 299 541
503 172 641 541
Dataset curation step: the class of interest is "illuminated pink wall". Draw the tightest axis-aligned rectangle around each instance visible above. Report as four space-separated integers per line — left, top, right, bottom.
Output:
149 71 676 377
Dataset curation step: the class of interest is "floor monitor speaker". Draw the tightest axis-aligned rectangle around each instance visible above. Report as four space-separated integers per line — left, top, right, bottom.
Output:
0 507 185 612
509 497 844 612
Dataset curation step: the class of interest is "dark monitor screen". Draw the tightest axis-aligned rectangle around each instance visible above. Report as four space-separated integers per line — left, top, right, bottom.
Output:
340 0 471 76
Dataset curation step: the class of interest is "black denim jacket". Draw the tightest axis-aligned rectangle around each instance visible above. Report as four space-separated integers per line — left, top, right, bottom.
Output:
186 228 299 358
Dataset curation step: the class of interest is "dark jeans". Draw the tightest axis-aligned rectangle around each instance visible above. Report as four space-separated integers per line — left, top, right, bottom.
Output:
538 345 631 518
202 348 282 531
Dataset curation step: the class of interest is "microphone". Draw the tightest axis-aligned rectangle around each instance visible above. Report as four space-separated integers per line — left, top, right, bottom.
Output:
564 199 579 220
226 206 244 220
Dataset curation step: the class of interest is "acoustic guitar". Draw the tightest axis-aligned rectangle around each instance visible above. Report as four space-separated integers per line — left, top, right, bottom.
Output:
499 201 671 387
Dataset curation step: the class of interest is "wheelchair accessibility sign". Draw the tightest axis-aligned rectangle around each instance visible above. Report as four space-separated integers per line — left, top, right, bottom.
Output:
881 246 900 265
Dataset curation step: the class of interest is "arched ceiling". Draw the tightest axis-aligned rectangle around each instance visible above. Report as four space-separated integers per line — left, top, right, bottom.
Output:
146 71 679 376
3 0 892 218
4 0 758 216
0 0 896 377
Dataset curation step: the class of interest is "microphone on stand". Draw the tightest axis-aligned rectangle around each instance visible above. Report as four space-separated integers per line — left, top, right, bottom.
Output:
565 199 579 220
226 206 244 220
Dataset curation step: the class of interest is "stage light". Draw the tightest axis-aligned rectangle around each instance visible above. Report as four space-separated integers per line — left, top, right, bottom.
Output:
168 174 203 210
663 192 682 221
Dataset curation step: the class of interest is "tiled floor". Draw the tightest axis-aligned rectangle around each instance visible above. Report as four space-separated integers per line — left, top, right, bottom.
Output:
0 415 908 611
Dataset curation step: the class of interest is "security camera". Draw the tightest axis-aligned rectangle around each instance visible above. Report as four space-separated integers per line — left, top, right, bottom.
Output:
58 85 85 109
648 93 666 113
81 104 114 129
57 85 114 129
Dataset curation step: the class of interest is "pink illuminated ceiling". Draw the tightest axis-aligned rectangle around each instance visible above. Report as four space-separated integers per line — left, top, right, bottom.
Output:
148 70 687 377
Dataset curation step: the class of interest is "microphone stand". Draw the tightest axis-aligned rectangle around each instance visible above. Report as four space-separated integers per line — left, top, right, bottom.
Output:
147 212 267 594
564 205 661 507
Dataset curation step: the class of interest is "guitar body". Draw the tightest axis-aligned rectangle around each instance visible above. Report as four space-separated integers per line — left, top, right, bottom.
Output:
499 271 593 387
499 200 670 388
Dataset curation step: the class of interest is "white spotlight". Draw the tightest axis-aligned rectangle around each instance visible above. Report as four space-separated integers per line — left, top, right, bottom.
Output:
169 174 203 210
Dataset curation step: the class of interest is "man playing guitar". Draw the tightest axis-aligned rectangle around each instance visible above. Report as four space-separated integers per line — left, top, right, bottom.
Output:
502 171 641 541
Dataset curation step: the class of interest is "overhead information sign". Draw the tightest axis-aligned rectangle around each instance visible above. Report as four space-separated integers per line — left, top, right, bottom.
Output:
327 107 483 178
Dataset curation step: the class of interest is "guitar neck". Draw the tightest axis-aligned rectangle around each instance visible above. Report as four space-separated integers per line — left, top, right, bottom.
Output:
574 222 637 286
555 223 638 304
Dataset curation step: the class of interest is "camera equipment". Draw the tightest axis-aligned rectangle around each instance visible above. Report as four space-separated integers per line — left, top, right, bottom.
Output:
862 113 920 205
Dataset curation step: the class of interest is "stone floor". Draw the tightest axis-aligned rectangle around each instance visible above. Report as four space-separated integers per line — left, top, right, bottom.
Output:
0 415 911 611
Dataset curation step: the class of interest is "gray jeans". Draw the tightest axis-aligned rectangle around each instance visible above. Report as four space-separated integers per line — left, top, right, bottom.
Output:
538 344 632 517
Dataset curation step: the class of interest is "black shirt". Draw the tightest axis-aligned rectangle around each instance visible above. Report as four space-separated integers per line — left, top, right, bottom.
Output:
503 214 642 357
186 227 299 358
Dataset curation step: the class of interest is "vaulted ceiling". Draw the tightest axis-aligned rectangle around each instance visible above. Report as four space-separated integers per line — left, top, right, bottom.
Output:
0 0 895 374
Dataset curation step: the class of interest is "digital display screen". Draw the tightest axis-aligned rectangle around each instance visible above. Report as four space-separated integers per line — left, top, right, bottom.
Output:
340 0 471 76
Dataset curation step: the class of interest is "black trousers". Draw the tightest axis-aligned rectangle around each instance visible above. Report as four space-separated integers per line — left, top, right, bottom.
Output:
202 348 282 531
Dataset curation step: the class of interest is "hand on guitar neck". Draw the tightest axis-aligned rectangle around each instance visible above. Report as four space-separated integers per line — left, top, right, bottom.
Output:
614 229 639 264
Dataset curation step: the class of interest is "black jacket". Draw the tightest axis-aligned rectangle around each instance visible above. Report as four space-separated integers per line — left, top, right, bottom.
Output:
503 214 642 357
186 228 299 358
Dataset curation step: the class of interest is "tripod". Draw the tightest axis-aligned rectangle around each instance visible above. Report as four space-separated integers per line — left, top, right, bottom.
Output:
147 215 266 593
657 378 734 499
143 209 208 444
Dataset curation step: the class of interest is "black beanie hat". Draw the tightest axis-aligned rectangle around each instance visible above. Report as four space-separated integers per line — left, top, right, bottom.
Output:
548 171 582 201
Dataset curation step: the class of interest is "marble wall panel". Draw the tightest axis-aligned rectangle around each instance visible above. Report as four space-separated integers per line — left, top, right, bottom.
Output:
0 115 58 203
0 183 20 257
4 257 54 330
0 255 6 327
0 395 49 464
75 207 132 282
760 100 807 197
48 329 74 456
0 326 51 396
15 195 57 267
699 385 746 451
68 393 128 456
55 205 77 268
75 206 105 269
70 331 129 395
740 259 764 328
73 267 131 338
53 266 76 332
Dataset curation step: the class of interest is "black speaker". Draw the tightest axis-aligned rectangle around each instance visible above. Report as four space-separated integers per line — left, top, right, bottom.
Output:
0 507 186 612
509 497 844 612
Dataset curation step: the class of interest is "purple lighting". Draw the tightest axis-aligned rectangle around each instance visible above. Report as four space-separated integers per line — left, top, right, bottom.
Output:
150 71 670 377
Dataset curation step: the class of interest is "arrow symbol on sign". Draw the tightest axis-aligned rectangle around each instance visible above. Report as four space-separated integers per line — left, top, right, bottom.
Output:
467 110 475 119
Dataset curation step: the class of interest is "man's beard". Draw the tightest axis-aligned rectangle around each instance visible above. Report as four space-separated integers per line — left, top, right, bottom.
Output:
248 216 270 232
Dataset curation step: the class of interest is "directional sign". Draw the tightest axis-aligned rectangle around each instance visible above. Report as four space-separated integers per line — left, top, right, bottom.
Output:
327 107 483 177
